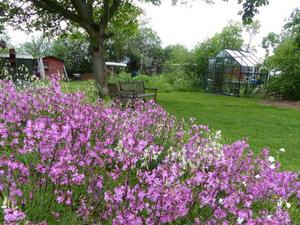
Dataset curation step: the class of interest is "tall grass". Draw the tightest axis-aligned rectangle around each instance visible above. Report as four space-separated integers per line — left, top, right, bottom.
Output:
109 72 200 92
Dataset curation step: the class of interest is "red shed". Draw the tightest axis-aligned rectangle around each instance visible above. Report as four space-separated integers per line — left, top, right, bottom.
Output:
42 56 65 79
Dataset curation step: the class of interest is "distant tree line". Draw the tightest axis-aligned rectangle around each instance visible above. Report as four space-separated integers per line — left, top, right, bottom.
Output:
11 20 259 80
3 6 300 100
1 0 268 96
264 8 300 100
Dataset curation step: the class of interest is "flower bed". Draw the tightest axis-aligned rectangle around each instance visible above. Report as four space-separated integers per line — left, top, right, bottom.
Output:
0 78 299 224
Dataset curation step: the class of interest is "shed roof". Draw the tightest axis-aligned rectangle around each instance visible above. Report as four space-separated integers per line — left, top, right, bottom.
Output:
0 54 33 59
106 62 127 67
43 56 64 62
216 49 263 67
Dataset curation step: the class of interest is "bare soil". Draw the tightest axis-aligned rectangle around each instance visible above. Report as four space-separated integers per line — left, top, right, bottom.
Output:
261 99 300 110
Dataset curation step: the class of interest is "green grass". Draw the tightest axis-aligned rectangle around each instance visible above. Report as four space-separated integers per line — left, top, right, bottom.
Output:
58 81 299 223
62 80 300 171
158 92 300 171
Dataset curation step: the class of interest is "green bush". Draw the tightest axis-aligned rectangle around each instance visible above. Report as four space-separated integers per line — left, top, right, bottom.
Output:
108 72 200 92
267 72 300 100
61 80 99 103
134 73 174 92
109 72 132 83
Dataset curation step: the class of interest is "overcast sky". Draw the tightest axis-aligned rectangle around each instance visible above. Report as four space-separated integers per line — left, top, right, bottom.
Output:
141 0 299 56
7 0 300 57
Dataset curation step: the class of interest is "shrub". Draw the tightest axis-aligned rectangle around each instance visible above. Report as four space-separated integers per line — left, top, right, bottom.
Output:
0 77 299 224
134 73 174 92
265 36 300 100
267 73 300 100
109 72 132 83
61 79 99 103
109 72 199 92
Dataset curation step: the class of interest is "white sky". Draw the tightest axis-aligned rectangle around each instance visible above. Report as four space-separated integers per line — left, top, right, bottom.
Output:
6 0 300 58
141 0 300 56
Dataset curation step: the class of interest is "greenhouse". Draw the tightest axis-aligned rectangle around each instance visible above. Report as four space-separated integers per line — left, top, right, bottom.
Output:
203 49 268 96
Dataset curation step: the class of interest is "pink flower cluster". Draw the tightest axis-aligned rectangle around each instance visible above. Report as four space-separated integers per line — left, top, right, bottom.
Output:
0 78 299 224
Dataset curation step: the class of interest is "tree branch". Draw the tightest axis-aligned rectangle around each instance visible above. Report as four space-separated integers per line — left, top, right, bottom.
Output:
109 0 121 22
100 0 121 31
100 0 110 26
87 0 94 17
70 0 93 23
29 0 82 26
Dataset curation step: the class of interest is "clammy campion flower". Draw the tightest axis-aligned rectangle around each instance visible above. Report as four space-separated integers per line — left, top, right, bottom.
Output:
0 77 298 224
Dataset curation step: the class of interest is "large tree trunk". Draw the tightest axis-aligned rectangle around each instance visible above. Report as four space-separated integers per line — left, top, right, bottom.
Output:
90 33 109 96
92 46 109 96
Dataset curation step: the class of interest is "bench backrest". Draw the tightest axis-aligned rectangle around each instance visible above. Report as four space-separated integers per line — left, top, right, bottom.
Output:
108 83 121 97
119 81 145 94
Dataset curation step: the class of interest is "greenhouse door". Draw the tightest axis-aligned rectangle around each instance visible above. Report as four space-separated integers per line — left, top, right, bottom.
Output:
213 65 224 94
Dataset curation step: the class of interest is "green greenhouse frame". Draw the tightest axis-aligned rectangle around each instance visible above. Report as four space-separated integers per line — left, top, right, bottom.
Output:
202 49 268 96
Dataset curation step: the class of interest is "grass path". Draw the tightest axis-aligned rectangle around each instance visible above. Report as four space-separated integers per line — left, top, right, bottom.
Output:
158 92 300 171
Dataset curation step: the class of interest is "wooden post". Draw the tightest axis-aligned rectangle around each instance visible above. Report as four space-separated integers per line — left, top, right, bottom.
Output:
38 58 46 79
63 65 70 82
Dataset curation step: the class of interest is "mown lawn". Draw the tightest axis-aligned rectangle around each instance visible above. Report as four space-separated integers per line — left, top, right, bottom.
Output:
62 81 299 171
60 82 299 223
158 92 300 171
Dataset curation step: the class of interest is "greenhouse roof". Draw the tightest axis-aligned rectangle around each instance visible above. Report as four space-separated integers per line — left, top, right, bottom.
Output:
105 62 127 67
217 49 263 67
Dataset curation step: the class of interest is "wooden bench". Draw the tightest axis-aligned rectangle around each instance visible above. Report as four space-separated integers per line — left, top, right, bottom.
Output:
108 81 157 103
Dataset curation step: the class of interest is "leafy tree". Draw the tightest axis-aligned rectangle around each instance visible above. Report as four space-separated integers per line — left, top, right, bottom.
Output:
0 8 4 34
163 44 193 74
193 22 244 78
283 8 300 47
164 44 190 65
162 44 199 90
0 13 8 49
263 8 300 57
126 26 163 74
17 37 52 57
0 0 269 95
51 31 92 75
0 24 3 34
266 38 300 100
0 33 7 49
105 4 142 62
0 28 9 51
244 20 260 52
262 32 280 56
266 8 300 100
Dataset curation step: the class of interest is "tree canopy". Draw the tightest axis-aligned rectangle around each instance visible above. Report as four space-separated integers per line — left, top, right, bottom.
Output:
265 8 300 100
262 32 280 56
51 32 92 75
17 37 52 57
193 21 244 77
0 0 269 95
244 20 261 51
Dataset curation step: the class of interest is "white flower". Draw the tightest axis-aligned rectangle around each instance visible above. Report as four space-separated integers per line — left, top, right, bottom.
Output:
268 156 275 163
267 215 272 219
277 198 283 207
286 202 291 208
237 217 244 224
270 164 276 169
279 148 286 153
215 130 222 139
1 196 7 208
255 174 260 179
218 198 223 204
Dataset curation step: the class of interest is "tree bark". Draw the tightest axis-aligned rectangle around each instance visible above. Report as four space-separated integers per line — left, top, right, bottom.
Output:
90 33 109 96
